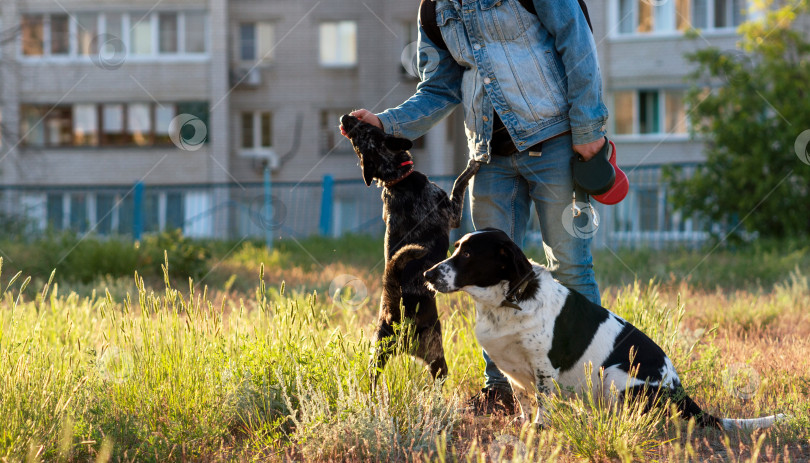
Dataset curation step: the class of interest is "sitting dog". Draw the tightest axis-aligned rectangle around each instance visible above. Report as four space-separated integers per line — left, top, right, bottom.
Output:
340 114 479 383
424 228 784 430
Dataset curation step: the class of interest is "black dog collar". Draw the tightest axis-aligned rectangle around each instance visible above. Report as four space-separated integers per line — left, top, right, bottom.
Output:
501 279 530 311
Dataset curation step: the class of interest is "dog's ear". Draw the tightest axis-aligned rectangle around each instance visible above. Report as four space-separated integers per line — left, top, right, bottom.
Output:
384 135 413 152
359 155 375 186
499 241 532 282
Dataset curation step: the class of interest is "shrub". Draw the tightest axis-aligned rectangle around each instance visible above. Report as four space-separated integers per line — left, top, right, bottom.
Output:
138 229 211 280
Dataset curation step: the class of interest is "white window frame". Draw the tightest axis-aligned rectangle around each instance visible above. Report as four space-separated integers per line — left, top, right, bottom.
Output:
609 0 748 40
74 12 101 57
237 21 275 63
610 89 691 141
18 10 209 62
319 20 357 68
240 110 275 155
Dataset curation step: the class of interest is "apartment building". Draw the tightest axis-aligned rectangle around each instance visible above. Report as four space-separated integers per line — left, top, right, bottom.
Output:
0 0 463 239
0 0 231 236
0 0 753 244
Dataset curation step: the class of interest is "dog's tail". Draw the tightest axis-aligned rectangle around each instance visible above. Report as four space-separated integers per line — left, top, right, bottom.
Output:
677 393 786 430
381 245 428 310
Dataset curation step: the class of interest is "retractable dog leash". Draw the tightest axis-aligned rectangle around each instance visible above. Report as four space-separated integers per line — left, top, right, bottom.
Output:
571 137 629 208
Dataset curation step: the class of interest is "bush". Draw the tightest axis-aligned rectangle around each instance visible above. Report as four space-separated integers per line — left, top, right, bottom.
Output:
138 229 211 280
670 0 810 239
0 229 210 285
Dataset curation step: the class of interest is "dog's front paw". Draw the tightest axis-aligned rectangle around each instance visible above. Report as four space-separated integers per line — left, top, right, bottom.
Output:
459 160 481 182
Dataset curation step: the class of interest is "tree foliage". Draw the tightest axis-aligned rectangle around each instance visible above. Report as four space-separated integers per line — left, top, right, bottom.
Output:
667 0 810 239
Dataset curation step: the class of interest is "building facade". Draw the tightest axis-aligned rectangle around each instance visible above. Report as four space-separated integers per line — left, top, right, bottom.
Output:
0 0 753 245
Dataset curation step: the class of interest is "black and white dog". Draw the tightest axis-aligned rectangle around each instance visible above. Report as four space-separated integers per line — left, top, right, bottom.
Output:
424 228 783 430
340 114 479 384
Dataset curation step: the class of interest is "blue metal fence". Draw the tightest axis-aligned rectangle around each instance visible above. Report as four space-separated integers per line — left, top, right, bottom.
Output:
0 163 709 249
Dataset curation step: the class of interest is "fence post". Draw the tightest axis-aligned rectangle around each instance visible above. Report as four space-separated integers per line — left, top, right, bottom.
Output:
133 181 144 240
319 175 334 236
263 165 273 249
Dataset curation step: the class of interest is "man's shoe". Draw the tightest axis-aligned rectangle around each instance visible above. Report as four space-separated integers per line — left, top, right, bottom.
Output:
465 387 518 416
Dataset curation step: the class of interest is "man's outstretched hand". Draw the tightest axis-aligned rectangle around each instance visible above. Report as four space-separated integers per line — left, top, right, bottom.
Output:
573 137 607 161
340 109 382 138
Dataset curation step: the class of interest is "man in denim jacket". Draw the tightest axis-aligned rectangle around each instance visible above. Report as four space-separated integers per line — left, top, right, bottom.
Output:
344 0 607 414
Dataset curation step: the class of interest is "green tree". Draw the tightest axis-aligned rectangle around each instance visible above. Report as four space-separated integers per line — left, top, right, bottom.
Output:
667 0 810 239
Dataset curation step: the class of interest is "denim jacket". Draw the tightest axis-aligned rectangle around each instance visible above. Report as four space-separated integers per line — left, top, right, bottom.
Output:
376 0 609 162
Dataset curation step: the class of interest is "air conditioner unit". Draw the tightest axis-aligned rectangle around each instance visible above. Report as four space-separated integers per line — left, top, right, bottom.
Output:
231 67 261 87
239 148 279 170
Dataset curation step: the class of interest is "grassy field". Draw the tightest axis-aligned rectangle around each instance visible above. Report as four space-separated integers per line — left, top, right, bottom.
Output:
1 234 809 462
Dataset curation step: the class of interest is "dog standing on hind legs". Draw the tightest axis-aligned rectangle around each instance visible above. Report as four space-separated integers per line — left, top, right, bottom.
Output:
339 114 479 387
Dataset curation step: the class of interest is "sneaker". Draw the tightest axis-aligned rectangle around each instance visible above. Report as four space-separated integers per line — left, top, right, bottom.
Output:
465 386 518 416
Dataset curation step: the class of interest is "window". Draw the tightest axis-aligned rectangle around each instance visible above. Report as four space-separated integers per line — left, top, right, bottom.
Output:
185 12 207 53
104 13 123 44
613 91 634 135
130 12 153 55
47 194 65 230
21 105 73 147
166 192 185 230
676 0 692 30
320 109 354 154
616 0 746 34
102 104 125 144
664 91 687 134
159 13 178 53
76 13 99 56
21 106 45 146
25 190 212 236
118 195 134 234
21 11 208 58
713 0 747 28
143 193 160 233
261 112 272 148
50 15 70 55
319 21 357 67
21 15 44 56
73 104 99 146
638 91 660 134
128 103 152 146
241 113 254 148
21 14 74 56
239 24 255 60
241 111 273 149
70 194 89 232
155 105 176 144
47 107 73 146
611 90 688 136
96 194 115 234
401 21 419 78
176 102 210 145
19 102 207 148
239 22 274 61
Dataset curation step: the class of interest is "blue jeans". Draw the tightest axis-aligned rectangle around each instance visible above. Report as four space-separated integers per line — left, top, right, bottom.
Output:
470 133 601 390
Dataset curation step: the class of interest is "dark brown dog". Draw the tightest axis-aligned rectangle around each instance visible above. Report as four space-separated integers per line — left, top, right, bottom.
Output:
340 114 478 384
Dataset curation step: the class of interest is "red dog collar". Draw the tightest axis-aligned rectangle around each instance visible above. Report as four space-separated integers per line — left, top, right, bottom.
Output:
385 161 415 188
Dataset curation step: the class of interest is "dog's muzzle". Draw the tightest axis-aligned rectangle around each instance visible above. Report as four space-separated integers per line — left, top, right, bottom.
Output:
424 263 456 293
